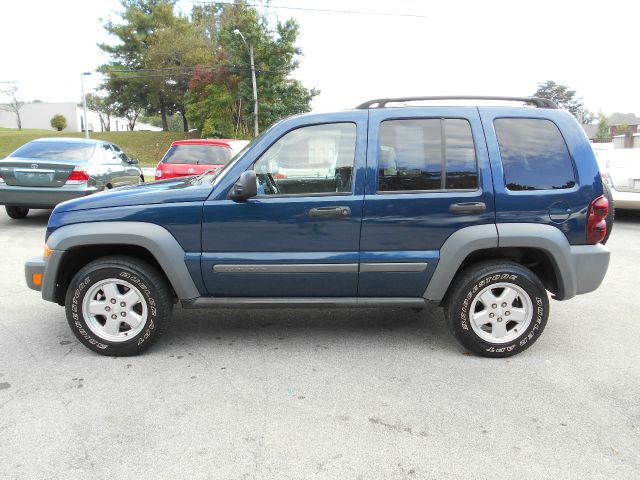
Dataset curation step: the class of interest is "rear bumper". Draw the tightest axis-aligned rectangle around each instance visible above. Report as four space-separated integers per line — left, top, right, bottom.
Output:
25 257 46 292
610 188 640 210
569 244 610 297
0 183 98 208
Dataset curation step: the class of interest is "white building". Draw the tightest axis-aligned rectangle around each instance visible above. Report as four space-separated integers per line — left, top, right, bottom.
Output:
0 102 161 132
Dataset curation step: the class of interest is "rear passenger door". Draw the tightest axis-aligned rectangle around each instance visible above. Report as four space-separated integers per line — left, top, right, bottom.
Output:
359 107 495 297
100 143 128 187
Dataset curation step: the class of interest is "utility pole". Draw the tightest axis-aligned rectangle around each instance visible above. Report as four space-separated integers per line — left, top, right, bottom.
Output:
81 72 91 139
234 29 259 137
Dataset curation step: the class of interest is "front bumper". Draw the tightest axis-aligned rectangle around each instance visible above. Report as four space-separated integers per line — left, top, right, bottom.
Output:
25 256 46 291
0 183 98 208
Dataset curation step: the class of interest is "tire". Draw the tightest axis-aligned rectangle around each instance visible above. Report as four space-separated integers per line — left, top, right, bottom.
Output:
444 261 549 358
602 181 614 244
5 206 29 219
65 256 173 356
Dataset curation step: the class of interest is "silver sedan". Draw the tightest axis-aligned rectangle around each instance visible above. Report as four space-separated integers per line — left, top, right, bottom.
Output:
0 137 143 219
595 148 640 210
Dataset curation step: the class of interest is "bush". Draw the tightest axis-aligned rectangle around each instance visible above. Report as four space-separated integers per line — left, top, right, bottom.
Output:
50 114 67 131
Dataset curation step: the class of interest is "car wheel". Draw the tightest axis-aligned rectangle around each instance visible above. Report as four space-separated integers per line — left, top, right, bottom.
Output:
444 261 549 358
65 256 173 356
602 181 614 244
5 206 29 219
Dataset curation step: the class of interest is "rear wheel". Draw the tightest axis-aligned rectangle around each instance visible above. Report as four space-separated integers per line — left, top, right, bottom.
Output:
602 182 614 244
5 206 29 219
65 255 173 356
445 261 549 357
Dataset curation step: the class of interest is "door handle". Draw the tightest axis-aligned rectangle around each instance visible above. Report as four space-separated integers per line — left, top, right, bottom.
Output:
449 202 486 214
308 206 351 218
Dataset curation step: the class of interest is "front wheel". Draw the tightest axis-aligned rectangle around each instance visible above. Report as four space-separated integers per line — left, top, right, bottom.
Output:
65 256 173 356
5 206 29 219
445 261 549 358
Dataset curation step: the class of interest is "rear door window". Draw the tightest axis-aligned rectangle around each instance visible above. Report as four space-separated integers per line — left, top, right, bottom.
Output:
494 118 576 191
378 118 478 192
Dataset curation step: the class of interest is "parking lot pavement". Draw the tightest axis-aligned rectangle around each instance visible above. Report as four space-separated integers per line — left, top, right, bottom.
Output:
0 208 639 480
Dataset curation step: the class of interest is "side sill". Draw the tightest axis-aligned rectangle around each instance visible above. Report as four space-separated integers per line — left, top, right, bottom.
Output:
181 297 430 309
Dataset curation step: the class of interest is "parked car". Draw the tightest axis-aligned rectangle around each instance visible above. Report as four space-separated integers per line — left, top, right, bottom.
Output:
154 139 249 180
0 137 143 219
25 96 610 358
594 148 640 210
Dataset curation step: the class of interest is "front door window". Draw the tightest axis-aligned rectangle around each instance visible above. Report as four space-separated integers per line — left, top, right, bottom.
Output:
252 123 356 195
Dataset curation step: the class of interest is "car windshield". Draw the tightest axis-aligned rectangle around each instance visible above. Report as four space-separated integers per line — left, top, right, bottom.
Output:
161 145 233 165
11 141 95 161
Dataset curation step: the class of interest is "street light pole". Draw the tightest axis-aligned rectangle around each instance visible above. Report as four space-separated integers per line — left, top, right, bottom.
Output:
234 29 259 137
81 72 91 139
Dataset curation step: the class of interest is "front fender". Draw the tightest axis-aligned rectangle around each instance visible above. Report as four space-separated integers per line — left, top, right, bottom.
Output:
43 221 200 302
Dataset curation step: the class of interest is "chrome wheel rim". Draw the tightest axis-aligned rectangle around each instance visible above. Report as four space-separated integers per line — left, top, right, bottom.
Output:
469 282 533 344
82 278 148 343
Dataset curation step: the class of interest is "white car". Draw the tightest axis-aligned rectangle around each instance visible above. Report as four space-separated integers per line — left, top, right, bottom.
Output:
594 148 640 210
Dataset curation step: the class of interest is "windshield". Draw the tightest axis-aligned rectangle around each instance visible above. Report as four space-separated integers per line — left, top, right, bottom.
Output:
197 138 258 184
161 144 233 165
11 141 95 161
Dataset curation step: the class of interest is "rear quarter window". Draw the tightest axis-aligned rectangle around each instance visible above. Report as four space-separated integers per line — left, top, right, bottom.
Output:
494 118 576 191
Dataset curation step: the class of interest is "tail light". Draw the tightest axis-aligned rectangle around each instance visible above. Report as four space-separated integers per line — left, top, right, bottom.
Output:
65 167 90 184
586 195 608 244
0 171 4 183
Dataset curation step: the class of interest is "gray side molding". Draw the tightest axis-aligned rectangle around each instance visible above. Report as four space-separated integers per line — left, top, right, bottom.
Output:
45 222 200 300
497 223 609 300
423 224 498 301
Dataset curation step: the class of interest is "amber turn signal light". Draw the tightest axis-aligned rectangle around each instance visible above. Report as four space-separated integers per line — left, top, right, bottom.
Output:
32 273 43 286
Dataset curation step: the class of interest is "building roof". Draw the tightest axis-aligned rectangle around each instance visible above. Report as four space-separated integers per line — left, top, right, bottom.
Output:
608 112 640 126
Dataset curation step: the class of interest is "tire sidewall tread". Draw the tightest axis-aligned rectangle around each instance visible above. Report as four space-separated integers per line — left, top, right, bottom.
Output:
445 261 549 358
64 255 172 356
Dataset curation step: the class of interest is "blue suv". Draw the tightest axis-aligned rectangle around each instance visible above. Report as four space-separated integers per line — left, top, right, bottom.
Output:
25 96 611 357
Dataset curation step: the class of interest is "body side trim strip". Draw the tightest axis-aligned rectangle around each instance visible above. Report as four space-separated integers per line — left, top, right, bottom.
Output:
213 263 359 274
360 262 428 273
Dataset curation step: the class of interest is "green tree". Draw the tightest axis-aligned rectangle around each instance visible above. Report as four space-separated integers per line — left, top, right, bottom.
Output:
593 113 610 143
534 80 588 121
145 15 214 131
98 0 178 130
0 85 24 130
50 114 67 131
186 3 318 137
86 93 116 131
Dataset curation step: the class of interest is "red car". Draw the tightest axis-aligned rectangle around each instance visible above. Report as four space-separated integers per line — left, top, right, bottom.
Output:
155 139 249 180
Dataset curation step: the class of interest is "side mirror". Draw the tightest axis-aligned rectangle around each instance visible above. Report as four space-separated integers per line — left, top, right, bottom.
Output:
129 158 139 164
228 170 257 201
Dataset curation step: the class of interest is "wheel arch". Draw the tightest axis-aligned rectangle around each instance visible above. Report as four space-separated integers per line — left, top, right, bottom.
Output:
44 222 200 305
425 223 577 303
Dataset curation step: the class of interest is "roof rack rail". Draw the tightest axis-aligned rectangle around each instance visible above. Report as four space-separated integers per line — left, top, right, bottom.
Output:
355 96 559 109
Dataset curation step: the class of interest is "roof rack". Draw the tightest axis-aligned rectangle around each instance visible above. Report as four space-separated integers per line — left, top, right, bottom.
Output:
355 96 559 109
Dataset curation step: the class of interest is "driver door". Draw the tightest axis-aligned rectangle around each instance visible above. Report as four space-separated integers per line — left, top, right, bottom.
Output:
201 117 367 297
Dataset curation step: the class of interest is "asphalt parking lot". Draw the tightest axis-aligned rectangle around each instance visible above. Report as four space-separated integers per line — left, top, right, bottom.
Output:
0 208 638 480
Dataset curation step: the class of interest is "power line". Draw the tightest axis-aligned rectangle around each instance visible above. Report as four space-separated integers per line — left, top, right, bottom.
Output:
182 1 428 18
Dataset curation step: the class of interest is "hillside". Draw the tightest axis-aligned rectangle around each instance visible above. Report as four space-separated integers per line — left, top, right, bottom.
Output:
0 128 198 166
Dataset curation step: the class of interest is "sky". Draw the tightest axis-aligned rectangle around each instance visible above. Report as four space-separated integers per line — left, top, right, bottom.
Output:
1 0 639 116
